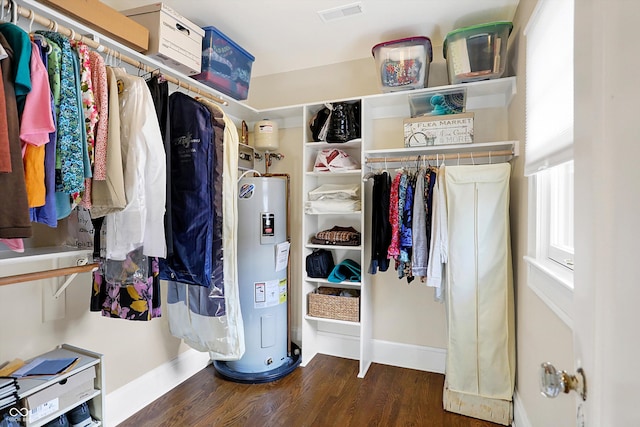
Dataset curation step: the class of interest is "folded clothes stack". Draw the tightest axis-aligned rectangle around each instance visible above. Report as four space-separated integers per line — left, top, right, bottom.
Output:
311 226 361 246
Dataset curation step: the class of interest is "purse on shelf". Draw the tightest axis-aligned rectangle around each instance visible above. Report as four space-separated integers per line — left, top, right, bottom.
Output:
309 101 361 143
305 249 335 278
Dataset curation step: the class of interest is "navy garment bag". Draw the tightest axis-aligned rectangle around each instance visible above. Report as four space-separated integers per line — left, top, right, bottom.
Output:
159 92 215 287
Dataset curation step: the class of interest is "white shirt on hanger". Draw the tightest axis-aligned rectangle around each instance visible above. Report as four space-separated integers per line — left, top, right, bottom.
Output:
105 68 166 260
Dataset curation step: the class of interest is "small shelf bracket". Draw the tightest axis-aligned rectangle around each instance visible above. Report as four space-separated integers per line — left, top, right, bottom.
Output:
52 258 98 299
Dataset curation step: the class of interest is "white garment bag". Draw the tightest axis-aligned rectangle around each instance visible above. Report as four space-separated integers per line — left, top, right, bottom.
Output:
443 163 515 425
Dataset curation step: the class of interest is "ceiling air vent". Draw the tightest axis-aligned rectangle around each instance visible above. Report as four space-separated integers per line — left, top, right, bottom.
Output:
317 2 364 22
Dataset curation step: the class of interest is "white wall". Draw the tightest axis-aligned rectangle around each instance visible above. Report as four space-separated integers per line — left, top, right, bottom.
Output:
508 0 576 425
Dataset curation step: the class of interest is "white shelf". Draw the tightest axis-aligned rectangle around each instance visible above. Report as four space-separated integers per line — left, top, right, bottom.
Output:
306 244 362 251
304 211 362 216
364 140 520 159
305 170 362 177
304 276 361 287
364 77 517 119
305 139 362 148
0 247 92 265
16 345 105 427
304 314 361 326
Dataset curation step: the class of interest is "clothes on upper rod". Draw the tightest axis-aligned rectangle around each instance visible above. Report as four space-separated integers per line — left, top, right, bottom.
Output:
368 164 446 295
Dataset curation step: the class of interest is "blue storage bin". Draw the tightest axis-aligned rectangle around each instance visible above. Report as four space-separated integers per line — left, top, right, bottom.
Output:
191 26 255 100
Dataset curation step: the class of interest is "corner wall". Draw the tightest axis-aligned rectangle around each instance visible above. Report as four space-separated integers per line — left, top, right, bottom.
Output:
508 0 576 425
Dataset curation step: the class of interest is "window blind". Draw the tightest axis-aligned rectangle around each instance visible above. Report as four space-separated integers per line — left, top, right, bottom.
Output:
524 0 574 176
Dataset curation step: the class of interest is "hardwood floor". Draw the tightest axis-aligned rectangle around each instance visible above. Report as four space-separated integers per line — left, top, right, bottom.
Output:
119 354 504 427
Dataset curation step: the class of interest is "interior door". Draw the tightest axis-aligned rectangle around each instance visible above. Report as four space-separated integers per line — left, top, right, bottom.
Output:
573 1 640 425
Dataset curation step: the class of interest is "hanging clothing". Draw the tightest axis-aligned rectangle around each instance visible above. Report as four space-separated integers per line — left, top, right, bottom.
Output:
369 171 391 274
28 39 57 228
386 171 402 259
166 96 244 361
159 92 214 287
90 222 161 321
105 68 166 260
72 41 98 210
426 165 448 301
89 51 108 182
21 41 55 208
146 74 172 257
411 168 428 277
68 46 91 210
199 98 226 294
0 23 31 115
0 33 30 239
36 32 85 198
90 66 126 218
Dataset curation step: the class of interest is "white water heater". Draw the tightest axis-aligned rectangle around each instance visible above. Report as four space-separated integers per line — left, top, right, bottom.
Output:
227 176 288 373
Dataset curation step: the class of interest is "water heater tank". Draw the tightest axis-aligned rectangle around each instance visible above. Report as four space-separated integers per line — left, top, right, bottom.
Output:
253 119 279 151
226 176 288 374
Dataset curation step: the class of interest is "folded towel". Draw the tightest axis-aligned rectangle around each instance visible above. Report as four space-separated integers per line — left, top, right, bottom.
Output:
328 259 361 283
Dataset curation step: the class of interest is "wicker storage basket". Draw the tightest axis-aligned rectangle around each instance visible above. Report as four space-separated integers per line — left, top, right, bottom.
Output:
308 287 360 322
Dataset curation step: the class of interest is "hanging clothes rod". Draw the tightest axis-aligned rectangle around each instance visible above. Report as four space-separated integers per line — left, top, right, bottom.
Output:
0 262 99 287
2 0 227 106
365 149 513 164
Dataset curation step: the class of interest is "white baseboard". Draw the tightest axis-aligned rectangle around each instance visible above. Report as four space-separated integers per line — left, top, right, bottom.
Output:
512 390 532 427
372 339 446 374
107 348 211 426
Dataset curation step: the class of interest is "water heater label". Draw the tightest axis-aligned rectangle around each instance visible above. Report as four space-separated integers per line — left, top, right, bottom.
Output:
254 279 285 308
239 183 255 199
260 212 275 245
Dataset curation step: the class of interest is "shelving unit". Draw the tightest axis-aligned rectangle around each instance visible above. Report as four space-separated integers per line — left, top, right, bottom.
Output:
16 344 105 427
299 77 518 378
301 102 369 376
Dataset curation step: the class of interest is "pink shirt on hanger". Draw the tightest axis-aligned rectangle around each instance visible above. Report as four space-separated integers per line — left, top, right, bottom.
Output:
20 41 54 148
21 41 55 208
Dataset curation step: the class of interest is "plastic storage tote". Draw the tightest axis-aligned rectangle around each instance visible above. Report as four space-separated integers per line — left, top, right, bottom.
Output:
371 36 432 93
443 21 513 84
191 26 255 100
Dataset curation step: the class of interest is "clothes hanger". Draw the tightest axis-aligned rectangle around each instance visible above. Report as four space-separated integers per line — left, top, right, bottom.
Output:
10 0 18 25
28 8 35 33
1 0 7 22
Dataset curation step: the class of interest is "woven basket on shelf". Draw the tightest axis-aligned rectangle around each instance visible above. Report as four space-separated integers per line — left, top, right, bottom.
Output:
308 287 360 322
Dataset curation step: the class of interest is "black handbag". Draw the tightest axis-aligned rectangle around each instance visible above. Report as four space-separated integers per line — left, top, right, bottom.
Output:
305 249 335 278
309 101 361 143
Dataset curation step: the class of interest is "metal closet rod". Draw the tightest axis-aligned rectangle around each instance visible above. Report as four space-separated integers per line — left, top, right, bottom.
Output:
365 149 513 164
3 0 227 106
0 262 99 287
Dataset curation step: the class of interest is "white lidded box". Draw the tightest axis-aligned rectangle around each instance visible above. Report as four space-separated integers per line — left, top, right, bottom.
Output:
122 3 204 75
404 112 474 147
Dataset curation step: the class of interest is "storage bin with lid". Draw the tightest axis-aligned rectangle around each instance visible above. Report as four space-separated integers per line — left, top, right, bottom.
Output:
122 3 204 75
443 21 513 84
191 26 255 100
371 36 432 93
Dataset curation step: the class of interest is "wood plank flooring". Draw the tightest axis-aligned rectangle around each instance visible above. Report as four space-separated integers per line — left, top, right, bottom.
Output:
119 354 504 427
